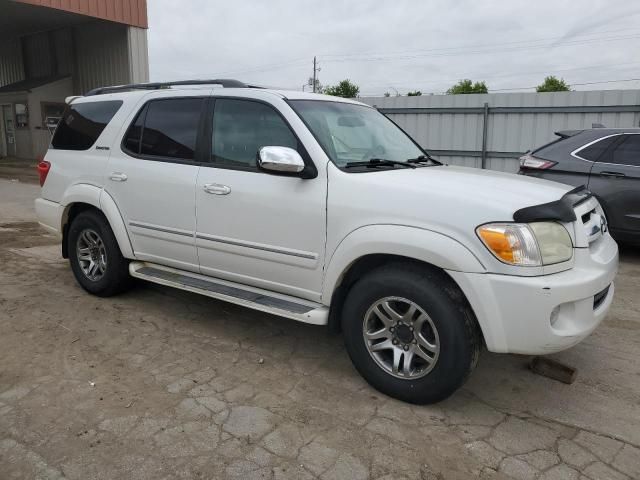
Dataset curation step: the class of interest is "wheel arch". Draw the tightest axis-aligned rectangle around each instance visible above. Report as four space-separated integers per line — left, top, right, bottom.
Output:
324 225 486 335
60 184 134 259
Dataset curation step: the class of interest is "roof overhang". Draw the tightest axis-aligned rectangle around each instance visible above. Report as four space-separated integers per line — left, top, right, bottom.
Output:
0 0 147 38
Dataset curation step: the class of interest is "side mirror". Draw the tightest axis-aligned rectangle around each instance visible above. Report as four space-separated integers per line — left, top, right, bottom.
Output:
258 146 305 174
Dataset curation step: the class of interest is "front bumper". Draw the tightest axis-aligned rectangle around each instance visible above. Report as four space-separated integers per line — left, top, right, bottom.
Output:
448 234 618 355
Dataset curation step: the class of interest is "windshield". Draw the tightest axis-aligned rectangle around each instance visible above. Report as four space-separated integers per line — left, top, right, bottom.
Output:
289 100 425 168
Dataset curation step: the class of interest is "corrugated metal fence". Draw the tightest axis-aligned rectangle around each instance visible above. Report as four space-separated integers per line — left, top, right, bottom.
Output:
359 90 640 172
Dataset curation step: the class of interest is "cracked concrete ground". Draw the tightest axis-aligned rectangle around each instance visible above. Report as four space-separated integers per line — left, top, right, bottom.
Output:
1 177 639 479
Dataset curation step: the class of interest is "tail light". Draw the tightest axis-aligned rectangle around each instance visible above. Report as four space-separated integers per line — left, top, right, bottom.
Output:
519 153 556 170
36 158 51 186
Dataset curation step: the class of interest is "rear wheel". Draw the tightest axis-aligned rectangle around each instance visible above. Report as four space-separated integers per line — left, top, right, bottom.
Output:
67 210 132 297
341 263 480 404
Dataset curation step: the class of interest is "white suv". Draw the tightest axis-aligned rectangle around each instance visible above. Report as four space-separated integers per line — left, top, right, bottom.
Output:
35 79 618 404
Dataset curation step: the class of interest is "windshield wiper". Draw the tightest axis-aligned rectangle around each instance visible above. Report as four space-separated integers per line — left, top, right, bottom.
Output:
406 154 441 165
345 158 416 169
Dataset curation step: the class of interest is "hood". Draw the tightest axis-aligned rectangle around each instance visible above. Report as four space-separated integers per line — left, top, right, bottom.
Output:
329 164 577 240
375 165 573 214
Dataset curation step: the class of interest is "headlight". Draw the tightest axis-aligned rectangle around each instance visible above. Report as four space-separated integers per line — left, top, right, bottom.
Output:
476 222 572 266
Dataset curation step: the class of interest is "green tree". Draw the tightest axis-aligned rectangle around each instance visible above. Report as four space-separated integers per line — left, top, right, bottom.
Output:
384 92 391 97
446 79 488 94
407 90 422 96
324 79 360 98
536 76 570 92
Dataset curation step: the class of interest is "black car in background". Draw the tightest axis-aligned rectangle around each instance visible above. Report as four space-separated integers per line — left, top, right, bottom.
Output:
520 128 640 244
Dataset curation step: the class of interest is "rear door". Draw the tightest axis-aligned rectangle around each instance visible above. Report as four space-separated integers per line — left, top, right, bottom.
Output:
105 95 207 272
588 134 640 238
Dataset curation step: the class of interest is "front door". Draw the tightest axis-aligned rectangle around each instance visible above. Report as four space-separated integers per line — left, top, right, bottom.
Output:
589 133 640 238
195 98 326 301
105 96 206 272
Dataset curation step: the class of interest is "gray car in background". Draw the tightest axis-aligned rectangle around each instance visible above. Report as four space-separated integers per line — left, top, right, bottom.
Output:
519 128 640 244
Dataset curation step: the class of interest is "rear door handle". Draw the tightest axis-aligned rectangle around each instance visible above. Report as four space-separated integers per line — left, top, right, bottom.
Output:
203 183 231 195
109 172 128 182
599 171 626 178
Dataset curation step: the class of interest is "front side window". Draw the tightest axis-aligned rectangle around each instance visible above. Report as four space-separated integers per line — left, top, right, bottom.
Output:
608 135 640 167
211 99 298 170
289 100 424 168
52 100 122 150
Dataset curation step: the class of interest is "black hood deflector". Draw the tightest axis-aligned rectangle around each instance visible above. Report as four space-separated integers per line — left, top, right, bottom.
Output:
513 185 592 223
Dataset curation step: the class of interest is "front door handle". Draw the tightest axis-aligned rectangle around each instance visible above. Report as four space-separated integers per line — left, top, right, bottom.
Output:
203 183 231 195
599 171 626 178
109 172 128 182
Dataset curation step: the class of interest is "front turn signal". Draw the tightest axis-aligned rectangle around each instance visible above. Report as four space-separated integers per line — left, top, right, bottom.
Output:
476 223 542 266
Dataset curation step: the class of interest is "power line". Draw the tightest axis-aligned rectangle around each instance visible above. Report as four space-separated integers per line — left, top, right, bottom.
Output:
320 33 640 64
318 26 640 59
187 29 640 80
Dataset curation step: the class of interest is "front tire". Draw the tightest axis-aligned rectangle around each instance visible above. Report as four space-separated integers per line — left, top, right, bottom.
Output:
67 210 132 297
341 263 480 404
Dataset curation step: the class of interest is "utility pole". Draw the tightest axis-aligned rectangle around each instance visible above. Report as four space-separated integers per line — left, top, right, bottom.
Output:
312 56 317 93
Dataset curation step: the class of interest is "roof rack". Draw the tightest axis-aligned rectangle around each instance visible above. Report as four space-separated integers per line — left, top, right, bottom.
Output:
85 79 250 96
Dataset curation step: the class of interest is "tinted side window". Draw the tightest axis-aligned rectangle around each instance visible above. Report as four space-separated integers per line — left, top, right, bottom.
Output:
212 99 298 170
609 135 640 167
139 98 204 160
51 101 122 150
577 135 619 161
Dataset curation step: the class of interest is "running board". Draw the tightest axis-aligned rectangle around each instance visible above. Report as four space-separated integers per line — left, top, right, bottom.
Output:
129 262 328 325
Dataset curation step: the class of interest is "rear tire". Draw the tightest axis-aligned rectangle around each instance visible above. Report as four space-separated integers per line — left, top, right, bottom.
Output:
341 262 480 404
67 210 132 297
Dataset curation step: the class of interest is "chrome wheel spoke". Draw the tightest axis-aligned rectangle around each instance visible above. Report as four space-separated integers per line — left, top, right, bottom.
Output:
413 313 428 331
402 304 417 322
392 349 402 375
365 328 390 341
370 338 393 352
374 301 401 326
416 333 438 353
414 344 437 364
401 350 414 376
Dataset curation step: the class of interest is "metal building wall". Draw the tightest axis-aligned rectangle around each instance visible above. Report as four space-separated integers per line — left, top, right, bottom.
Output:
0 38 25 87
360 90 640 172
19 28 74 79
74 21 132 94
22 31 53 78
127 26 150 84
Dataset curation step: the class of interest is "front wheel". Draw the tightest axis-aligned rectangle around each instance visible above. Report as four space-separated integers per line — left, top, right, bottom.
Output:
341 263 480 404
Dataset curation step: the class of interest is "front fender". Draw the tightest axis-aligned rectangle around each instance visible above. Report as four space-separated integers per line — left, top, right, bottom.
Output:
60 183 134 259
322 224 486 304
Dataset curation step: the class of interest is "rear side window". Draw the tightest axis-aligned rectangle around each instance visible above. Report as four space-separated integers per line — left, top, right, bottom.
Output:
51 101 122 150
123 98 204 160
575 135 620 161
608 135 640 167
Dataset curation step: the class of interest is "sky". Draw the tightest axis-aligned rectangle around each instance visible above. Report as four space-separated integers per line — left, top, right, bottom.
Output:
147 0 640 97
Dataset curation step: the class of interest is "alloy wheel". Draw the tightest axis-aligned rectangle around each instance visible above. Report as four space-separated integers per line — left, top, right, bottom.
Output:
362 296 440 379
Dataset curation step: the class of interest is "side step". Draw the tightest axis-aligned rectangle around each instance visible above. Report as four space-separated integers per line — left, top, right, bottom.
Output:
129 262 329 325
